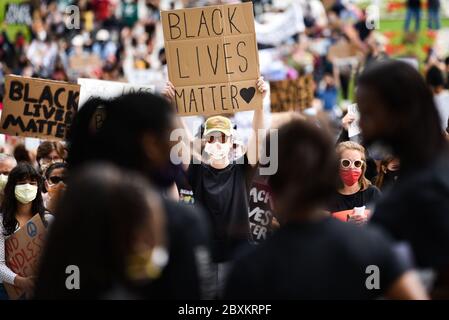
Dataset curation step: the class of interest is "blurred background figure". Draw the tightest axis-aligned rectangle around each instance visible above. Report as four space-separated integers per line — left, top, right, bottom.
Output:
0 154 17 205
67 92 213 299
34 164 168 299
405 0 422 33
374 156 401 192
357 60 449 299
36 141 67 174
43 162 67 214
425 65 449 133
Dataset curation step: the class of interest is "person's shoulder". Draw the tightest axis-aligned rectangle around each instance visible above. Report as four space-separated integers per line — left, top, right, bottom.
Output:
364 184 381 197
324 218 393 249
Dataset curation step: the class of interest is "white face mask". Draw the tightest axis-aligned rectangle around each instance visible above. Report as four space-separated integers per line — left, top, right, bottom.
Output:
15 184 38 204
0 174 8 193
204 142 231 161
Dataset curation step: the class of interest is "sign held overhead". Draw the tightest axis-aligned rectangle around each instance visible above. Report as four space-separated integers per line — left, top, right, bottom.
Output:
161 2 262 116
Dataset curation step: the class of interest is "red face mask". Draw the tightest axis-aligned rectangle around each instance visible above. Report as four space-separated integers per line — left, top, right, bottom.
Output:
339 169 362 186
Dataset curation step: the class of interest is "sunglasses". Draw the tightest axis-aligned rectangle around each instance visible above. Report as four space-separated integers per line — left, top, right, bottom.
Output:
48 176 67 185
205 133 228 144
340 159 364 169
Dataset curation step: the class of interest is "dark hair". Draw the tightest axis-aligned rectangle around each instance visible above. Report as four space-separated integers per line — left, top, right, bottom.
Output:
357 60 446 169
13 144 31 164
36 141 67 164
1 163 45 236
426 65 446 88
67 92 175 180
44 162 67 180
34 164 163 299
268 119 339 217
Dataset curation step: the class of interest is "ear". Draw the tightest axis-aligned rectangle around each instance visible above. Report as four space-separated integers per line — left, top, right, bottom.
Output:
45 180 50 191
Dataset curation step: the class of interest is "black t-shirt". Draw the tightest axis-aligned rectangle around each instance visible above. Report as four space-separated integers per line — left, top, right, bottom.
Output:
370 151 449 270
224 218 410 299
328 185 382 213
188 156 256 262
407 0 421 8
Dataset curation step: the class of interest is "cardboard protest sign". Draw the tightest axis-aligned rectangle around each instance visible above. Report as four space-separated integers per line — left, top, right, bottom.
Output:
0 75 80 140
332 209 370 222
69 54 102 73
161 2 262 116
4 214 47 300
77 78 155 107
248 180 273 244
269 75 314 113
327 39 359 61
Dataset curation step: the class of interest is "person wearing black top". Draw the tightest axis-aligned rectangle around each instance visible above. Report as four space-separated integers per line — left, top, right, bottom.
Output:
357 60 449 298
428 0 441 30
224 119 427 299
63 92 213 299
405 0 422 32
164 78 267 297
328 141 381 222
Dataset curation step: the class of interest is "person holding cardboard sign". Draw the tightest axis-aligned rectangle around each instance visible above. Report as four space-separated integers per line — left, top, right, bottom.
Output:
164 76 266 298
0 163 51 299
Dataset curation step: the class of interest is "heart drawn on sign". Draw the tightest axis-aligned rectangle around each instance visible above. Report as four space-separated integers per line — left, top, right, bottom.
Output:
240 87 256 104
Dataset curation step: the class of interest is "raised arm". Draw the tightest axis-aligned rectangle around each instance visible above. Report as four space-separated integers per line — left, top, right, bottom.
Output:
164 81 202 169
247 77 267 167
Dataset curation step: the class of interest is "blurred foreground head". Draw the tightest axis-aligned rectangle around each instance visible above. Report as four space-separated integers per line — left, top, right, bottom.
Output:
268 119 339 222
357 60 446 170
67 92 178 188
34 164 167 299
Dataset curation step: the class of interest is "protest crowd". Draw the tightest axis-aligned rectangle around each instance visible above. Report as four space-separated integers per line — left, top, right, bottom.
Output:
0 0 448 301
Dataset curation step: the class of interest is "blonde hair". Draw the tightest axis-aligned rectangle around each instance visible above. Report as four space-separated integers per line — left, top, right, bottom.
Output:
336 141 371 191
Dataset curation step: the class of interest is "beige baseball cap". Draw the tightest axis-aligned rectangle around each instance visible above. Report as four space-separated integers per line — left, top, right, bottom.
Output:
203 116 232 137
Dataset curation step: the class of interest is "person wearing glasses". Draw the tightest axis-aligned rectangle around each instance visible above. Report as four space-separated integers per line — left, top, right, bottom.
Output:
327 141 381 224
36 141 66 174
43 162 67 214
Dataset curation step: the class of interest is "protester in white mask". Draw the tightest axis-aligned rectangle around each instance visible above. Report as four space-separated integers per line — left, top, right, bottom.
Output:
0 163 51 300
163 77 267 298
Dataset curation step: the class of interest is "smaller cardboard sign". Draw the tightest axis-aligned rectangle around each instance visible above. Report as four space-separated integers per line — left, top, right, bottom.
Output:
0 75 80 140
327 40 359 61
269 75 314 113
69 54 102 73
4 214 47 300
248 180 273 244
332 209 370 222
77 78 155 107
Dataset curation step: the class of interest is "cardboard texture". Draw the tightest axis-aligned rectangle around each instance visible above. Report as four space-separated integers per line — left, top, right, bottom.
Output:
77 78 155 107
69 54 102 72
4 214 47 300
327 39 359 61
161 2 261 116
269 75 314 112
0 75 80 140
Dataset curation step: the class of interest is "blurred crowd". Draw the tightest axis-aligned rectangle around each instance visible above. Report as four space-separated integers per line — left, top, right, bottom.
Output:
0 0 448 301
